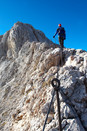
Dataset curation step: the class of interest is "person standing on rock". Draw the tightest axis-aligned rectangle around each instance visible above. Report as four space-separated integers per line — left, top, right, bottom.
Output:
53 24 66 49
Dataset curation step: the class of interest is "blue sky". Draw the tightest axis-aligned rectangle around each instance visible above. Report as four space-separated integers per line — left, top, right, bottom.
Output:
0 0 87 51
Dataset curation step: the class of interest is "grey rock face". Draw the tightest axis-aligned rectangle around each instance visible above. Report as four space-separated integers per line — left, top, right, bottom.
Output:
0 22 87 131
0 21 53 59
81 112 87 128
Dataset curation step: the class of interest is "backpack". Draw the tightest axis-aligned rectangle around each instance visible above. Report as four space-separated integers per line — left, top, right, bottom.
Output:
58 27 66 39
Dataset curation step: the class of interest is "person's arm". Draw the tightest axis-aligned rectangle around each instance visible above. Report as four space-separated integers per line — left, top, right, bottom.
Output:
53 28 58 38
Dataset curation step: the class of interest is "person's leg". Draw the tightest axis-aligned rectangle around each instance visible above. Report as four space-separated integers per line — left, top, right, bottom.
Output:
61 38 64 48
58 37 64 49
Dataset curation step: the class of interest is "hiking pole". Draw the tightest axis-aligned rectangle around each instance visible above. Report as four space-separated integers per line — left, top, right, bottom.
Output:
54 37 56 44
84 55 87 75
51 78 62 131
43 90 55 131
84 56 87 93
60 48 63 67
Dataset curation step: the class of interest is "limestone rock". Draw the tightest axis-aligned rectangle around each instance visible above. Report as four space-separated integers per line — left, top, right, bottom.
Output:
0 22 87 131
81 112 87 128
62 119 85 131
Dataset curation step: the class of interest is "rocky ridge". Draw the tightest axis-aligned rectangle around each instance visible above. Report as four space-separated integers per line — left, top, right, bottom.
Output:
0 22 87 131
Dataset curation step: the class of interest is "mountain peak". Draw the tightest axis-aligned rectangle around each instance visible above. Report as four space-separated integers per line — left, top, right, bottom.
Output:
12 21 52 43
0 22 53 58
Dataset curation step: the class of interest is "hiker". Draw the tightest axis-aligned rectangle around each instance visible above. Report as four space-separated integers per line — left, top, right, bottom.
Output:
53 24 66 49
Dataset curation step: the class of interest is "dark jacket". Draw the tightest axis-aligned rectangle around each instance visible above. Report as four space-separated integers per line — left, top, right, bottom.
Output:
54 27 66 39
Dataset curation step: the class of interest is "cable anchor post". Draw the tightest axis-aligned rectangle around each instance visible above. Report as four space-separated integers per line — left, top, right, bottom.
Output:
51 78 62 131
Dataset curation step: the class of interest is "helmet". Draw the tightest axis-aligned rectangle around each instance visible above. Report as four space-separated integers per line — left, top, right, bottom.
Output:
58 24 61 27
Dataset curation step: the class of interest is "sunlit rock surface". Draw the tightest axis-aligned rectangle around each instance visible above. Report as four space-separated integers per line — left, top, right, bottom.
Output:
0 22 87 131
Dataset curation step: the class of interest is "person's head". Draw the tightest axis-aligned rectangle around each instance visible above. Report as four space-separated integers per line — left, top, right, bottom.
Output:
58 24 61 27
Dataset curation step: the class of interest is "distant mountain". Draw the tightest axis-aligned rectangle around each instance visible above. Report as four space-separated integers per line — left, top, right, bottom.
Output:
0 22 87 131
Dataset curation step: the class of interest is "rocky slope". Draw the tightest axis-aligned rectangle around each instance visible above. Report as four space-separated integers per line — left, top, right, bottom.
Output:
0 22 87 131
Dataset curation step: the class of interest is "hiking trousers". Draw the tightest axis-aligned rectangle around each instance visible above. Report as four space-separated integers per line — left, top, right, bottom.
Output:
58 37 64 49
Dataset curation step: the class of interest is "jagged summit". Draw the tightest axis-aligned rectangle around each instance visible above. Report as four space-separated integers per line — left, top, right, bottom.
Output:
11 21 52 43
0 22 53 59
